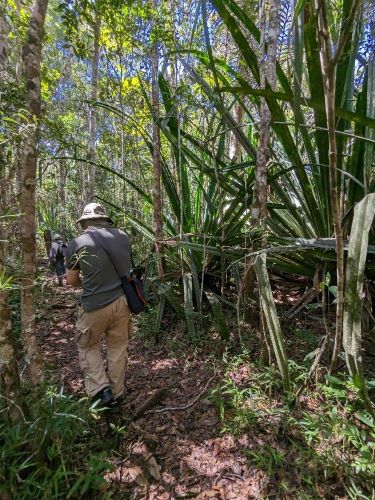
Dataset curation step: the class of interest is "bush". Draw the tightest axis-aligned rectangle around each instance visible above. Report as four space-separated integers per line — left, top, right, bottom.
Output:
0 386 114 499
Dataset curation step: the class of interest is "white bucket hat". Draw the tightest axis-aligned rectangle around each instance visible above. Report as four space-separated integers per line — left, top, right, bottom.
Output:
76 203 113 224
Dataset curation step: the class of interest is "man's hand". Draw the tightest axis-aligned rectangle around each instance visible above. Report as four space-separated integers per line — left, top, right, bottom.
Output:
66 269 81 287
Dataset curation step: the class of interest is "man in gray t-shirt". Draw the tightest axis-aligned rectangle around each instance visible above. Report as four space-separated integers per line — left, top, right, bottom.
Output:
66 203 132 408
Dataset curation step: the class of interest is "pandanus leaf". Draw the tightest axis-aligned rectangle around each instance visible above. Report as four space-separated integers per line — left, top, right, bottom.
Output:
254 253 290 391
343 193 375 414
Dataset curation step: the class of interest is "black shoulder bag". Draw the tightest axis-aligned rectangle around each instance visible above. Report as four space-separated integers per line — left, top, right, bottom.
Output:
89 230 147 315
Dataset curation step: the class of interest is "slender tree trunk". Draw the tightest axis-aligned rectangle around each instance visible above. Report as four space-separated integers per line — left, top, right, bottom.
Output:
0 7 7 85
151 0 164 278
0 7 8 208
19 0 48 384
43 229 52 257
0 290 22 424
314 0 361 372
242 0 280 296
86 9 101 201
0 7 18 267
229 103 243 162
0 9 21 410
250 0 280 228
0 215 21 423
325 70 345 373
58 158 66 221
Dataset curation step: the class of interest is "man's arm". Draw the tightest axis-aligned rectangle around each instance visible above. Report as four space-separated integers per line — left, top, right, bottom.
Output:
65 240 81 287
66 269 81 287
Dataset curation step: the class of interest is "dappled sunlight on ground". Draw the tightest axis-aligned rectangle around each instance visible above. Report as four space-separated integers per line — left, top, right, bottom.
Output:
35 270 350 498
36 280 273 497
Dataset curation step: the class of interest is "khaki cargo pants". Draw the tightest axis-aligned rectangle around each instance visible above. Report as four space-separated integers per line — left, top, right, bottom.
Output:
75 296 132 398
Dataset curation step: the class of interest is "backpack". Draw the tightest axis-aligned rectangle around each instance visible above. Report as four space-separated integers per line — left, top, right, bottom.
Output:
55 242 67 260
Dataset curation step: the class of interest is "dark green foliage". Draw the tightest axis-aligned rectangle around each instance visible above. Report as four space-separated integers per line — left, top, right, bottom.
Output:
0 386 114 499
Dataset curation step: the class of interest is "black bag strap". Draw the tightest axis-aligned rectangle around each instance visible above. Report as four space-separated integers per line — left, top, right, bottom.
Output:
89 229 146 314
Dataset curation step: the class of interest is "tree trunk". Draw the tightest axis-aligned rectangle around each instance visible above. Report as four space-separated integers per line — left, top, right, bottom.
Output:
58 158 66 222
314 0 361 372
1 0 19 400
86 9 101 201
249 0 280 228
229 103 243 162
0 290 22 424
19 0 48 385
242 0 280 297
325 70 345 373
151 0 164 278
43 229 52 258
0 7 7 85
0 6 8 210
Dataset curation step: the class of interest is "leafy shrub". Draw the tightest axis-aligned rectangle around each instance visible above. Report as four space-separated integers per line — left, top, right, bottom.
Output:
0 386 114 499
210 355 375 498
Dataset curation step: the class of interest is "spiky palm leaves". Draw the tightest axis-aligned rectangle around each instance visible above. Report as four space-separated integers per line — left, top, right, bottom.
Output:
92 1 374 354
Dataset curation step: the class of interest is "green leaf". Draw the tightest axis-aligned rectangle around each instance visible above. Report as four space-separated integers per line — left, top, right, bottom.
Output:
293 0 307 20
254 253 290 391
328 285 337 298
343 193 375 414
325 374 344 386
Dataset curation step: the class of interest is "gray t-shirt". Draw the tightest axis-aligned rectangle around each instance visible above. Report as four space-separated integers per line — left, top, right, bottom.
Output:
66 226 131 312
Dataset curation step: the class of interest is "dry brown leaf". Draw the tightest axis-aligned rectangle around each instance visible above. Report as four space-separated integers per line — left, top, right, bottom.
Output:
230 462 242 475
130 441 161 481
126 466 149 487
146 454 161 481
180 379 191 389
213 441 221 456
155 424 168 432
196 489 221 499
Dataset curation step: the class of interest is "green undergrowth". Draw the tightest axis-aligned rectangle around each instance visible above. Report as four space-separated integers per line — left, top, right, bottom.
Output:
138 307 375 496
136 304 236 355
209 353 375 499
0 385 121 499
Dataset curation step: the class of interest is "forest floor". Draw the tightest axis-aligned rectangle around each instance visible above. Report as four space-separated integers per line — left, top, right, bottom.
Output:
34 272 375 499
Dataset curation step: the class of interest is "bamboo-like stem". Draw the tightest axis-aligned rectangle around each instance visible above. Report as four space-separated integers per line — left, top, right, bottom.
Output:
314 0 362 373
151 0 164 278
243 0 281 300
330 0 362 69
86 7 101 201
249 0 271 229
0 7 7 85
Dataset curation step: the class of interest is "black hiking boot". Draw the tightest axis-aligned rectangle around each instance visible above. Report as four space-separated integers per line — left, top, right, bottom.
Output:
92 387 114 408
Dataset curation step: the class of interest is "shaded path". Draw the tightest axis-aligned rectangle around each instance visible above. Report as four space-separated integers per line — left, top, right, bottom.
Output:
36 282 268 499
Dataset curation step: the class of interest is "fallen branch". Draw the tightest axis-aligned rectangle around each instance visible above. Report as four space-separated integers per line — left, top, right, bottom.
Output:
50 303 77 309
148 375 216 414
287 288 317 318
295 333 331 400
132 386 173 419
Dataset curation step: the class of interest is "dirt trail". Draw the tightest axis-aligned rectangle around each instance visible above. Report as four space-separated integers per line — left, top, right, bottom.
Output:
36 281 270 499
